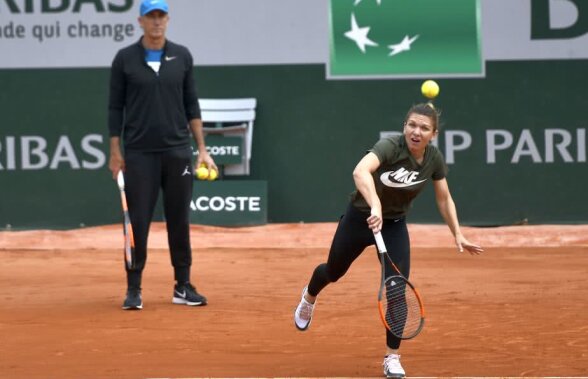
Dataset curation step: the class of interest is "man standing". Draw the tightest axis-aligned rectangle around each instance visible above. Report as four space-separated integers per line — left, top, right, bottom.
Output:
108 0 217 310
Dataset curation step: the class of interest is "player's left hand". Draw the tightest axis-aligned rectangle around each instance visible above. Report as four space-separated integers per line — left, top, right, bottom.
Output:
455 235 484 255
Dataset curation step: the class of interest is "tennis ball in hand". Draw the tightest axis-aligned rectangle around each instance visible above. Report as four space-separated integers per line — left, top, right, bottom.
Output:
207 168 218 181
421 80 440 99
195 166 209 180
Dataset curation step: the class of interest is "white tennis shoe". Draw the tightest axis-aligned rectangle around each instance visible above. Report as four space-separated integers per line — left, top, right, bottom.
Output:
383 354 405 378
294 287 315 331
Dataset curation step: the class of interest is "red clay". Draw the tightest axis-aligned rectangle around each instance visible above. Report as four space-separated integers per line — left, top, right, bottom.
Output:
0 223 587 378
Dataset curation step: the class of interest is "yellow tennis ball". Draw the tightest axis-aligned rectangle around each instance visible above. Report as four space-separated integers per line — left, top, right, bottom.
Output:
207 168 218 181
421 80 440 99
195 166 209 180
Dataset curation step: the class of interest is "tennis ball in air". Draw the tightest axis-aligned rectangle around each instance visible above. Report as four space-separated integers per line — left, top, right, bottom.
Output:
195 166 209 180
421 80 440 99
207 169 218 181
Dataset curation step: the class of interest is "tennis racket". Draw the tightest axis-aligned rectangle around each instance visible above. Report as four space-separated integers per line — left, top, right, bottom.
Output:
117 171 135 270
374 231 425 339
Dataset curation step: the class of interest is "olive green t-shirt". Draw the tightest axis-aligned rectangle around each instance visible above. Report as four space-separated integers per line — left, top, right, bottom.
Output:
351 135 447 219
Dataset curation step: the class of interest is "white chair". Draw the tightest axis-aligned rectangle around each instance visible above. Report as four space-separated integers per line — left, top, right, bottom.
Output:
199 98 257 175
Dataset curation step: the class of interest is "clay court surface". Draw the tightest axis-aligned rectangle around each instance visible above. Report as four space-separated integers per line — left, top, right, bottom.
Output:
0 223 587 378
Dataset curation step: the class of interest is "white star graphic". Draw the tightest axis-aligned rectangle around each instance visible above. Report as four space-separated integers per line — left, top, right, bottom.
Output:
388 34 419 57
354 0 382 5
344 13 378 53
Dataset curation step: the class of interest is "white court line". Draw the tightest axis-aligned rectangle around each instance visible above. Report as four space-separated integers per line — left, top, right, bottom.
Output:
147 377 588 379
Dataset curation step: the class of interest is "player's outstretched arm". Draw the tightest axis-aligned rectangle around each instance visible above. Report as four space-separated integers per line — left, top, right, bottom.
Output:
433 178 483 255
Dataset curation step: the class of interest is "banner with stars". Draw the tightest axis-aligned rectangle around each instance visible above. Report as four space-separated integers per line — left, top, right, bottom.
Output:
328 0 483 79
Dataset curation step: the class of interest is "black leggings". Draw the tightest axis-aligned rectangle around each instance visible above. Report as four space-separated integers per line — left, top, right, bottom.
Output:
123 147 194 287
307 203 410 349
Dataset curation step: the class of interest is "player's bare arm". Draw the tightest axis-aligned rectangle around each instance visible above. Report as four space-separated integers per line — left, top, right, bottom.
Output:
433 178 483 255
353 152 383 232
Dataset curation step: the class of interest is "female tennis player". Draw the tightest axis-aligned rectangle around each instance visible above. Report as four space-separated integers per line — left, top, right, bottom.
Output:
293 103 483 378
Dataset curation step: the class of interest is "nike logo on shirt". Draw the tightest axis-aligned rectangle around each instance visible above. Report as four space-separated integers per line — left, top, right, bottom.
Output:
165 56 177 61
380 168 427 188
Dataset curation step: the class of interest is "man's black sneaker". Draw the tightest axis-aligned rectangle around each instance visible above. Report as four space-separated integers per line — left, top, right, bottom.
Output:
122 288 143 310
172 282 207 306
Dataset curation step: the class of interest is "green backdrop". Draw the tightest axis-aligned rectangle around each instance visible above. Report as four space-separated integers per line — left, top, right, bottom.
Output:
1 60 586 229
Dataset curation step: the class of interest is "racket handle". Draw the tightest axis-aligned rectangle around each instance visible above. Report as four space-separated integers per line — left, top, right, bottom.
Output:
117 170 125 191
374 231 387 254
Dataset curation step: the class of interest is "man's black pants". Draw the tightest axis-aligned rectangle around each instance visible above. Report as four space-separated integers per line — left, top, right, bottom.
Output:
123 147 194 288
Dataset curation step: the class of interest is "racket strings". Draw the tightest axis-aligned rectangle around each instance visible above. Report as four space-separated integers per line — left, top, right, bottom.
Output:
380 278 422 338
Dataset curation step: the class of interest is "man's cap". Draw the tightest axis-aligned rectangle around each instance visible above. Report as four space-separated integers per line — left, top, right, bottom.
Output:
140 0 169 16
